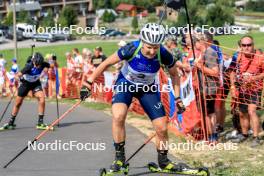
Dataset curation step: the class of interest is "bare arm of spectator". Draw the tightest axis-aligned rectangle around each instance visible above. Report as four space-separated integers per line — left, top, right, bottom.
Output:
230 71 237 98
176 60 191 72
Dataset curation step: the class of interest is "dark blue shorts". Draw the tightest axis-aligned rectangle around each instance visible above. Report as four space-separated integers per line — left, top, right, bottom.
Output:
112 74 166 120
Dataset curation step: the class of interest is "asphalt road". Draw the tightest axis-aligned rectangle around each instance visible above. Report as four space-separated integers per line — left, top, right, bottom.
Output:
0 100 177 176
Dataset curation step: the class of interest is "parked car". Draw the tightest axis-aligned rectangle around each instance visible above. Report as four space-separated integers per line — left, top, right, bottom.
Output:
6 27 24 41
106 30 126 37
51 30 72 41
16 23 35 39
99 29 115 36
0 25 9 37
0 30 5 43
32 33 56 43
231 25 248 34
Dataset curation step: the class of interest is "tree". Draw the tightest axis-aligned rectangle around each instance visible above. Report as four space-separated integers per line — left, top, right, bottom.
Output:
246 0 264 12
132 16 138 29
102 10 116 23
205 2 234 27
3 12 13 26
17 9 28 23
58 6 78 27
176 0 204 26
40 9 55 27
94 0 106 9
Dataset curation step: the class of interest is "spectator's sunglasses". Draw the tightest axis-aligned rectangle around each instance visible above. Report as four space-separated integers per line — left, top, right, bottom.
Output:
241 43 253 47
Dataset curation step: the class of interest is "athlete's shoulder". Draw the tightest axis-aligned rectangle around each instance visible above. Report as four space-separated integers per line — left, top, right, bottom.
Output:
21 62 33 74
160 45 175 68
42 61 50 68
117 40 139 61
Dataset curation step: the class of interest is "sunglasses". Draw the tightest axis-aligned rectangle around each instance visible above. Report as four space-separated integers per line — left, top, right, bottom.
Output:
241 43 253 47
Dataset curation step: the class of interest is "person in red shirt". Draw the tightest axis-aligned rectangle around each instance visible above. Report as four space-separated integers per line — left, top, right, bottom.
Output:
230 35 264 147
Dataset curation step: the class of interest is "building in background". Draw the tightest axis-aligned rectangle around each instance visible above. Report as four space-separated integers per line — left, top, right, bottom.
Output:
0 0 95 27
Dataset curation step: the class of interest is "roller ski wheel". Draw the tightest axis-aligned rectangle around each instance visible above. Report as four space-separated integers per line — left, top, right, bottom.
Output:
99 162 129 176
36 123 54 131
148 162 209 176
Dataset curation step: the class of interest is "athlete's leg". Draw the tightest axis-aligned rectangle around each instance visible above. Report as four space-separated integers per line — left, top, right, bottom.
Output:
110 79 133 171
1 82 29 128
34 90 45 117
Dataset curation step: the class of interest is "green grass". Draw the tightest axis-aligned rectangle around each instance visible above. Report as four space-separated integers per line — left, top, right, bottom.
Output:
215 32 264 55
236 19 264 26
1 31 263 69
1 42 119 69
235 11 264 17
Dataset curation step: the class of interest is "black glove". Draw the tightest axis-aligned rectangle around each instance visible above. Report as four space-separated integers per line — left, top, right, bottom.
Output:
80 81 92 101
175 97 186 114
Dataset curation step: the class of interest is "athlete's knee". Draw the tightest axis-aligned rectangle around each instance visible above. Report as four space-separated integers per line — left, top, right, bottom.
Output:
15 101 23 108
112 113 126 126
155 124 168 137
38 96 45 104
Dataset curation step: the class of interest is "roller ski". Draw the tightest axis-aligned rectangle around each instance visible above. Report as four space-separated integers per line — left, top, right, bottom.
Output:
148 162 209 176
36 123 54 131
99 160 129 176
0 123 16 131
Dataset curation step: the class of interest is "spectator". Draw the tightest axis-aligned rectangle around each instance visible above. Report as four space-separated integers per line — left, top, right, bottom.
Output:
6 58 19 96
72 48 83 97
65 52 75 98
210 40 225 134
195 32 220 142
165 35 190 77
82 48 95 75
0 54 7 96
230 35 264 147
92 46 107 68
45 54 58 98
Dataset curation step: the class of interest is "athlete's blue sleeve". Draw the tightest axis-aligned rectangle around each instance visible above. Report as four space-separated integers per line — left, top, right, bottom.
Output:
20 63 32 74
160 46 176 69
229 52 238 71
117 41 138 61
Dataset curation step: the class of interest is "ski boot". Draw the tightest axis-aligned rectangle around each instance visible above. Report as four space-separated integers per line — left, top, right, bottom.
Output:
0 123 16 131
148 161 210 176
99 160 129 176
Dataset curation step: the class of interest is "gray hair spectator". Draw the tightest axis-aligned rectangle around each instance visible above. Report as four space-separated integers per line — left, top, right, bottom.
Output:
229 35 264 147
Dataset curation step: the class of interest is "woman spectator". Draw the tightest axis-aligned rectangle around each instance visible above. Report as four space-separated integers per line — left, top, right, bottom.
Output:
46 54 59 98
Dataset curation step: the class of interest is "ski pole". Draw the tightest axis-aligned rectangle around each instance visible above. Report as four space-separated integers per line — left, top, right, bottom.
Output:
125 133 156 164
3 100 82 168
31 44 35 56
0 90 16 124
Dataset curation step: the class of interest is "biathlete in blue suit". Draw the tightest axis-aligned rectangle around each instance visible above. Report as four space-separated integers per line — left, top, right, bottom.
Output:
80 23 186 173
0 53 53 131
